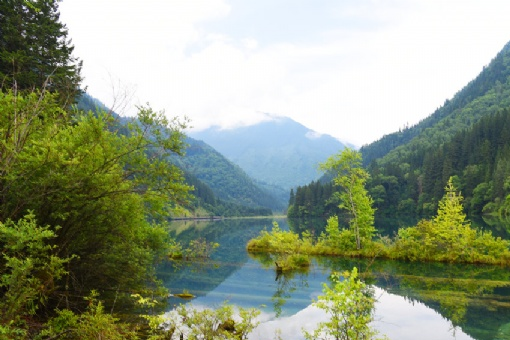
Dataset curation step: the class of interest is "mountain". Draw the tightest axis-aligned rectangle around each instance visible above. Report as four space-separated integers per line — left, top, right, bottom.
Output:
361 40 510 217
188 116 346 192
291 39 510 220
78 93 281 214
173 137 284 211
361 40 510 167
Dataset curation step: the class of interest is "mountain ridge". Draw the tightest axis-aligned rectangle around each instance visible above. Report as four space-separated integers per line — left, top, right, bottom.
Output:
189 115 346 191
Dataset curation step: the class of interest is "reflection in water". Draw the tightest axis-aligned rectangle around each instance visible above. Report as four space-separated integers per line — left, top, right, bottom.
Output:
159 218 510 340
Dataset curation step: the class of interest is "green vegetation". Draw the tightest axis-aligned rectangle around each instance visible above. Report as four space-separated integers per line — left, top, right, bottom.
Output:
173 302 260 339
247 221 312 271
303 267 386 340
0 89 193 337
0 2 196 335
0 0 82 105
258 172 510 266
320 149 376 250
292 41 510 221
392 178 510 264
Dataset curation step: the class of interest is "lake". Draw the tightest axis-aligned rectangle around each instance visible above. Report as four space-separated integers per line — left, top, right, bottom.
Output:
158 217 510 340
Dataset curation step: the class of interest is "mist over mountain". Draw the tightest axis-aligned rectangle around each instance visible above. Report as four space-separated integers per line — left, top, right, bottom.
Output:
189 116 346 191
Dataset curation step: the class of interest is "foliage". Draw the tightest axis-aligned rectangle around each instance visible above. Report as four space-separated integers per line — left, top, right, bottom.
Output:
319 149 376 250
0 89 191 329
392 178 510 263
174 302 260 339
36 291 137 340
0 0 82 104
251 179 509 266
0 213 71 338
303 267 386 340
319 216 358 252
247 222 311 271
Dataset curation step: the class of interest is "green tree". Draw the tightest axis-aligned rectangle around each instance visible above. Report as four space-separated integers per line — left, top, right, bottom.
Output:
394 177 510 263
0 0 82 104
0 213 71 338
175 302 260 339
0 91 191 309
303 267 385 340
320 149 375 250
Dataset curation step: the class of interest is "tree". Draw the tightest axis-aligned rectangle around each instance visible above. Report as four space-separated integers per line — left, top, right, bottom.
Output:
0 213 71 337
0 90 191 309
320 149 375 250
394 177 510 263
0 0 82 104
303 267 385 340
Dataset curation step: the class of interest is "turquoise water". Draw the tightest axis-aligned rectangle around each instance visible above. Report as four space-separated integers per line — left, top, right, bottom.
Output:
159 218 510 340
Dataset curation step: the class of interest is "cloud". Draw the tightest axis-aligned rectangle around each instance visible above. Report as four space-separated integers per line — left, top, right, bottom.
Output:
60 0 510 145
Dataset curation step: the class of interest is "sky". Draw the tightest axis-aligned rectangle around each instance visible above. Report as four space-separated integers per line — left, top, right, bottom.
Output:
59 0 510 146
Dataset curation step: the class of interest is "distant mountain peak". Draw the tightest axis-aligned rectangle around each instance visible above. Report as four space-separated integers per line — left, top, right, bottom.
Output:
189 116 346 190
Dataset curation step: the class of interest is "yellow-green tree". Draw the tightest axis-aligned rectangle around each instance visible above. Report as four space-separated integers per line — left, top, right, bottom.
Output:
303 267 386 340
320 149 375 250
394 177 510 263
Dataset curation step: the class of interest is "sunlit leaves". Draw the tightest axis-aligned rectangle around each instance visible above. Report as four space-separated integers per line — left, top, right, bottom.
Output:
320 148 376 250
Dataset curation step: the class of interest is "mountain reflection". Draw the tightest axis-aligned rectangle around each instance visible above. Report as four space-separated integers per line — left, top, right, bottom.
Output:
159 218 510 340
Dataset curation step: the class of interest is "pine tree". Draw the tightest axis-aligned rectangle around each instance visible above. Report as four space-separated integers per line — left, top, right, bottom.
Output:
0 0 82 104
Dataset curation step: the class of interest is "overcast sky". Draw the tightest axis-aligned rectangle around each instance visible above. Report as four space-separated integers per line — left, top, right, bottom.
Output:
60 0 510 146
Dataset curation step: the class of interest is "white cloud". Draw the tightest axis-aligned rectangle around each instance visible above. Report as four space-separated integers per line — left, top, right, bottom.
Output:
60 0 510 145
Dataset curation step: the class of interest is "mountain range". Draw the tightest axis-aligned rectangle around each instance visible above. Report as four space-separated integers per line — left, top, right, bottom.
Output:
78 95 344 214
292 39 510 220
188 116 346 191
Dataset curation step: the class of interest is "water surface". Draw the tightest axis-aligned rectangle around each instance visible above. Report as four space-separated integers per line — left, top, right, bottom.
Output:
159 218 510 340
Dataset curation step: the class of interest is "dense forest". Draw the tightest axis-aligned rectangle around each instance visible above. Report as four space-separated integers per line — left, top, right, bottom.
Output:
361 41 510 166
289 40 510 221
173 138 282 211
183 171 272 217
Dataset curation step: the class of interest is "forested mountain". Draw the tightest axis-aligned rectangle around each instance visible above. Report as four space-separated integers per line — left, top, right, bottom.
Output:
174 137 283 211
182 171 272 216
361 40 510 166
189 116 346 192
78 93 278 214
368 108 510 217
290 40 510 220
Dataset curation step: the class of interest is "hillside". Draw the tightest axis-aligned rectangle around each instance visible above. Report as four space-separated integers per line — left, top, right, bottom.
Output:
174 137 284 211
189 116 346 191
361 40 510 166
291 40 510 220
362 40 510 218
78 93 280 214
